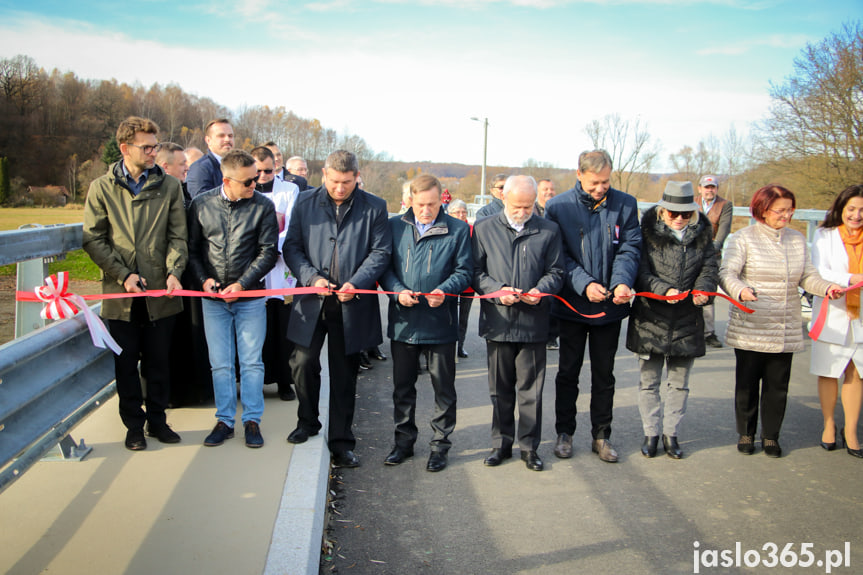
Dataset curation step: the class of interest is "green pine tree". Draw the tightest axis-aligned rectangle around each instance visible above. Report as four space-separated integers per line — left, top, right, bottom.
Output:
101 137 121 167
0 157 10 205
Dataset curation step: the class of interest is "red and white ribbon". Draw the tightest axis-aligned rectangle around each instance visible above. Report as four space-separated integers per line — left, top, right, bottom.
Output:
34 272 122 355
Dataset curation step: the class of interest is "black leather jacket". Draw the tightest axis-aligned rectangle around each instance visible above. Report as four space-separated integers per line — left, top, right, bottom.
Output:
188 188 279 292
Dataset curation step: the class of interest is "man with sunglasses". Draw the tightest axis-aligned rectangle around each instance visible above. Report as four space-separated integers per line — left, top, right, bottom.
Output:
475 173 509 220
188 149 279 448
83 116 187 451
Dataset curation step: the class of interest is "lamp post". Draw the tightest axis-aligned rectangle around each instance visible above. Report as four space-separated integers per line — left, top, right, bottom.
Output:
470 117 488 204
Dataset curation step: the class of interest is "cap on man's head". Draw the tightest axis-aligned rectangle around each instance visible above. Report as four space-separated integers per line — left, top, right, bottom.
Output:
699 175 718 187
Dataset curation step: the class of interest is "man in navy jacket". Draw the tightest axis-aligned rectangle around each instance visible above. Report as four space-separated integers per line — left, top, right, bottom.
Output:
379 174 471 473
283 150 392 468
545 150 641 463
186 118 234 198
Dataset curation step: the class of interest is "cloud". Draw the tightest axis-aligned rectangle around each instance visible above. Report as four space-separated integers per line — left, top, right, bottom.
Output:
697 33 811 55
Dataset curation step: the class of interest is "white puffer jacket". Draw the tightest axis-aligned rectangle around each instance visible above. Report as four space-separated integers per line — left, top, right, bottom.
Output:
720 222 832 353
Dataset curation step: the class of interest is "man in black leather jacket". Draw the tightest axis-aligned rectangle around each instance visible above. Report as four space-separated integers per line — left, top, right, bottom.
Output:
188 149 278 449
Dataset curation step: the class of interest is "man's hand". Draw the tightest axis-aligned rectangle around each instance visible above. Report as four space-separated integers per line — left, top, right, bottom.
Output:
827 284 844 300
203 278 220 294
124 273 145 293
314 278 336 294
398 290 419 307
519 287 542 306
585 282 608 303
426 288 445 308
336 282 356 303
612 284 634 305
499 286 521 306
165 274 182 298
220 282 244 303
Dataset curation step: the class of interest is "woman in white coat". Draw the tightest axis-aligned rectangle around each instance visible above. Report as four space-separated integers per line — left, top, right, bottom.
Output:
810 184 863 458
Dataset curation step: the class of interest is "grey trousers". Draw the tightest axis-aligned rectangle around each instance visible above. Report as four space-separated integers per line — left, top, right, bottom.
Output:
486 340 546 452
703 302 715 335
638 353 694 437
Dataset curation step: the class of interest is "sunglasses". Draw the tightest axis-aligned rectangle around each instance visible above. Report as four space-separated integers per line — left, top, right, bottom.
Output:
257 168 274 175
668 211 693 220
226 175 260 187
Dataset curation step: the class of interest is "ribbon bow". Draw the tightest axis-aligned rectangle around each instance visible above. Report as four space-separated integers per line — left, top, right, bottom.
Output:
34 272 122 355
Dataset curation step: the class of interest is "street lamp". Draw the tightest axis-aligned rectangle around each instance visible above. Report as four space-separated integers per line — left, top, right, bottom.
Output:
470 117 488 205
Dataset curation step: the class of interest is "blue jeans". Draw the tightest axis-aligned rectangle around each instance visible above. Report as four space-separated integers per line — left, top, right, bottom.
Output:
202 297 266 427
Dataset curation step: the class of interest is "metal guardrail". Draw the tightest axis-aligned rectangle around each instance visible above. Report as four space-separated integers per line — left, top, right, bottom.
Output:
0 223 114 494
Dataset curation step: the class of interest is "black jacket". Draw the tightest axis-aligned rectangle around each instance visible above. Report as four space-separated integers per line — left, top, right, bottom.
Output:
186 150 222 199
472 212 564 343
625 206 719 358
187 188 279 292
475 197 504 220
283 185 392 354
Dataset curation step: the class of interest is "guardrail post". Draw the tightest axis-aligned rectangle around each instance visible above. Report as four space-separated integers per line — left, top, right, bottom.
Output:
15 225 50 338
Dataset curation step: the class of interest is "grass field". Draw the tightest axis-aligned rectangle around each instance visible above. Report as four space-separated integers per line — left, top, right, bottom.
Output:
0 206 101 281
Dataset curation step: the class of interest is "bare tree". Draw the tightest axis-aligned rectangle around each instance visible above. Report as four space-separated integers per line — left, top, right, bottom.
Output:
754 21 863 197
669 136 721 184
584 114 660 195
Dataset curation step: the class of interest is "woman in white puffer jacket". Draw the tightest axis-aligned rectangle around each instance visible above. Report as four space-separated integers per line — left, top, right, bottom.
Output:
720 184 842 458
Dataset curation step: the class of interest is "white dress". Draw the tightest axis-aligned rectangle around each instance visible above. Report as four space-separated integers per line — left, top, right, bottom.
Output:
809 227 863 378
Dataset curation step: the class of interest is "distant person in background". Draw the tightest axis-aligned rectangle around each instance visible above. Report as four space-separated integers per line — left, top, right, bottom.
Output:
252 146 301 402
398 180 412 214
475 173 508 220
184 146 204 167
809 185 863 459
156 142 190 207
82 116 187 451
537 178 560 350
697 174 732 348
188 149 279 449
379 174 472 472
473 175 563 471
720 184 841 458
536 178 556 217
285 155 310 191
441 188 452 213
186 118 234 198
448 199 474 359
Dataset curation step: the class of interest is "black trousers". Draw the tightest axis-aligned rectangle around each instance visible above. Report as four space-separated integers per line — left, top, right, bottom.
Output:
457 294 473 349
108 298 176 431
168 294 212 406
391 340 457 452
734 349 793 440
486 340 546 452
554 319 622 440
264 298 295 393
289 299 361 453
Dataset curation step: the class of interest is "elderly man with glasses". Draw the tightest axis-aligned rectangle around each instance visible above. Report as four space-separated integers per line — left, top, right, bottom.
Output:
188 149 279 449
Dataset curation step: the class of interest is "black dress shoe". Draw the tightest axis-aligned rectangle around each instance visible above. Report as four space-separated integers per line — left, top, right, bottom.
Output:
820 424 838 450
662 435 682 459
287 427 318 444
147 423 181 444
483 447 512 467
641 436 658 458
737 434 755 455
841 428 863 458
369 346 387 361
279 386 296 401
457 347 469 359
426 451 448 472
762 438 782 458
520 450 544 471
332 450 360 468
125 429 147 451
384 446 414 465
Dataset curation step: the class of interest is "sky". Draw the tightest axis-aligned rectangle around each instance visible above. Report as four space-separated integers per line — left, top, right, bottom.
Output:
0 0 859 172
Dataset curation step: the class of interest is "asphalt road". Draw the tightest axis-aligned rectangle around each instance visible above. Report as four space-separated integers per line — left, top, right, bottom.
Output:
321 297 862 575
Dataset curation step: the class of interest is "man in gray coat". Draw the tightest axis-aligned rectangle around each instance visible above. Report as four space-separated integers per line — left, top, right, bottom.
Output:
283 150 392 468
473 175 564 471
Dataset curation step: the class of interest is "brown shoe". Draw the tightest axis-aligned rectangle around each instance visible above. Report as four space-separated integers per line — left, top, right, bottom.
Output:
553 433 573 459
591 438 619 463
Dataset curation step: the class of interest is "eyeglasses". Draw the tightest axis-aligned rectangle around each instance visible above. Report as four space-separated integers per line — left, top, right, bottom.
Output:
128 142 162 155
768 208 795 217
493 185 505 190
257 168 274 175
668 211 693 220
226 175 260 188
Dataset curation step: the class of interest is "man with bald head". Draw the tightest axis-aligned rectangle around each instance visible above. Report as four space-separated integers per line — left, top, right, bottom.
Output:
156 142 190 207
473 175 564 471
